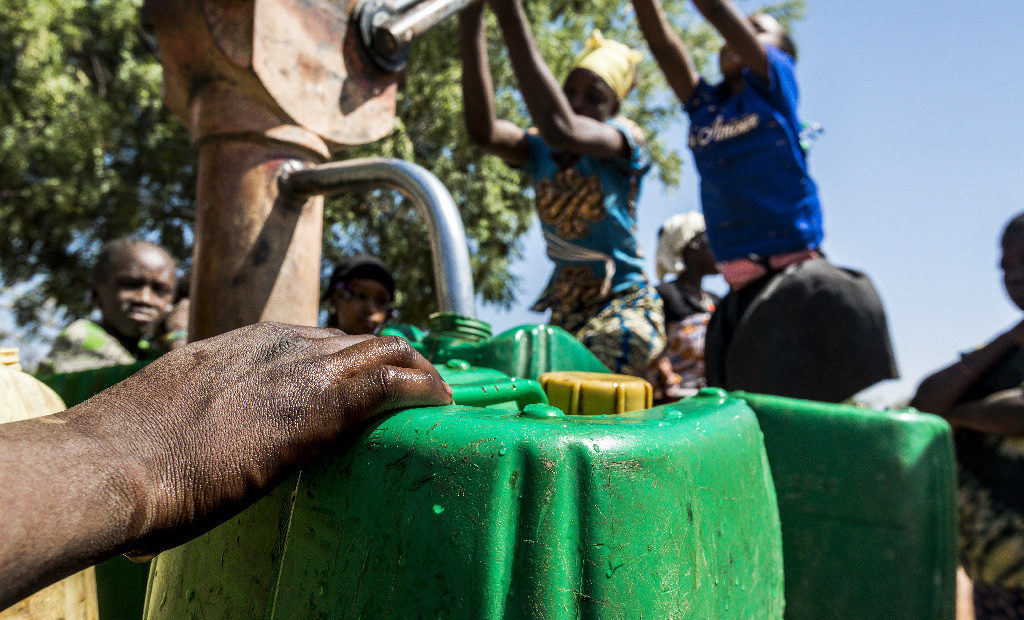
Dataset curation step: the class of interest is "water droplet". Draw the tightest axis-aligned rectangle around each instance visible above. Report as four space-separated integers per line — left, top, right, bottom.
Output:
498 446 508 456
432 504 445 514
592 443 601 452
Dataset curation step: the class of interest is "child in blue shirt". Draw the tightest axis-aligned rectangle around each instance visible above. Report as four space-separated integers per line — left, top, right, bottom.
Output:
632 0 897 401
459 1 664 376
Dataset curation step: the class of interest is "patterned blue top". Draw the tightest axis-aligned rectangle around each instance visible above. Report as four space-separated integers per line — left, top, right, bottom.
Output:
521 117 651 312
685 45 823 262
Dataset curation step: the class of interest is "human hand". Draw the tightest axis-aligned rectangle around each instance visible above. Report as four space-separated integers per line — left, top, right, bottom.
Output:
74 322 452 555
157 298 189 350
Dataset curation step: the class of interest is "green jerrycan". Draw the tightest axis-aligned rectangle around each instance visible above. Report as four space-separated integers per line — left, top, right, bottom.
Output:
143 388 784 618
436 359 548 410
413 313 610 380
734 392 957 620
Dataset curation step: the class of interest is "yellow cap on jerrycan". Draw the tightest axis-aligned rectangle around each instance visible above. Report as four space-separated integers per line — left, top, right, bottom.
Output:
540 371 652 415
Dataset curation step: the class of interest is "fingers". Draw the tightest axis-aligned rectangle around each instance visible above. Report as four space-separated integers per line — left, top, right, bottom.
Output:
364 364 454 414
321 335 441 379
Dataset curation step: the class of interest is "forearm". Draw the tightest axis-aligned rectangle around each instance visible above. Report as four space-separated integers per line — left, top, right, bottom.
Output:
945 389 1024 435
911 329 1020 416
632 0 698 101
488 0 577 141
460 7 498 143
0 412 140 608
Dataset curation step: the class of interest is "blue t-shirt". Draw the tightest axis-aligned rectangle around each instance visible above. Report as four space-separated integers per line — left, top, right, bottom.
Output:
685 45 823 262
520 117 650 311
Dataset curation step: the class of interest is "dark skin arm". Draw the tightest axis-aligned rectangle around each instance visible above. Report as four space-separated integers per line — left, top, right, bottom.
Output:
631 0 699 103
691 0 769 80
487 0 630 158
911 319 1024 434
0 323 452 608
459 3 530 167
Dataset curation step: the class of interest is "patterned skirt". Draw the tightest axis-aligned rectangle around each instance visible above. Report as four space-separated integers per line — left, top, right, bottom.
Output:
546 285 665 378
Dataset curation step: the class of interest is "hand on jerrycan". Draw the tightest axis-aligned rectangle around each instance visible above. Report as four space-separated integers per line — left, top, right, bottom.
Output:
80 323 451 559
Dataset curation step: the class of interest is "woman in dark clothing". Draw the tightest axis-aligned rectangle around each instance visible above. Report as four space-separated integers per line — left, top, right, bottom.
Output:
913 212 1024 619
650 212 720 401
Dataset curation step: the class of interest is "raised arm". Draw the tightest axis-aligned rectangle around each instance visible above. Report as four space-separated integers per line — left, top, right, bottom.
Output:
487 0 629 159
459 3 530 167
691 0 769 80
911 319 1024 434
0 323 451 608
631 0 699 104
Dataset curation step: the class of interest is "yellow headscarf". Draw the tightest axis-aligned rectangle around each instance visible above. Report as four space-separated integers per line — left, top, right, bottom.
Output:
570 30 643 100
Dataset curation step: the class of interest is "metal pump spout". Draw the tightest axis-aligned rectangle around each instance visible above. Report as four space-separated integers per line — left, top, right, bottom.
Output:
356 0 478 72
279 157 477 318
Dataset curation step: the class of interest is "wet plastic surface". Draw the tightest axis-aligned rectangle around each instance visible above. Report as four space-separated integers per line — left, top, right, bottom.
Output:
144 391 784 618
735 391 957 620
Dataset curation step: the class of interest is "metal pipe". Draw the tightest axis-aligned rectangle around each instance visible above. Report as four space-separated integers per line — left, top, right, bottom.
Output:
279 157 476 317
378 0 477 51
356 0 477 72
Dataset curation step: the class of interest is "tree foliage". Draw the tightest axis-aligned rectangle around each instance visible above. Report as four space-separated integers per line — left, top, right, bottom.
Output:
1 0 803 332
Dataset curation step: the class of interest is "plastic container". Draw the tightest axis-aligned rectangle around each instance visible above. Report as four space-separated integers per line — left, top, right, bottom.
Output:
438 359 548 410
0 348 100 620
144 389 784 618
734 391 957 620
432 323 610 380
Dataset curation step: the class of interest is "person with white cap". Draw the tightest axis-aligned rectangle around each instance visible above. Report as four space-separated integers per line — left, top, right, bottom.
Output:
649 212 720 401
459 0 663 377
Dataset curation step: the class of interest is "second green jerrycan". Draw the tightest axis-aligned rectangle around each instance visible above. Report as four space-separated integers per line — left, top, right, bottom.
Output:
735 392 958 620
143 387 785 618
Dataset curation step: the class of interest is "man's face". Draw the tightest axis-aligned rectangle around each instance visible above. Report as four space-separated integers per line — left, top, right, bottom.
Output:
331 278 392 336
93 245 176 339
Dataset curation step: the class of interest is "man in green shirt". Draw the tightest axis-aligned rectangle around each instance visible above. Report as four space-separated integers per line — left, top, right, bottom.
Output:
40 238 177 374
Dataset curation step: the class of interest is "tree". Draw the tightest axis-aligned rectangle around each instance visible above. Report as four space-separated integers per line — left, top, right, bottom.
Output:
1 0 803 337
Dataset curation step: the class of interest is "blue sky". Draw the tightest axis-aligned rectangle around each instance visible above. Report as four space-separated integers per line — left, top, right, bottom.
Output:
477 0 1024 405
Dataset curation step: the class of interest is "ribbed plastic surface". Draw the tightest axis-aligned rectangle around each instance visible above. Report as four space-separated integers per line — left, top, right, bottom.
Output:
144 390 784 618
734 391 957 620
540 371 653 415
430 324 610 380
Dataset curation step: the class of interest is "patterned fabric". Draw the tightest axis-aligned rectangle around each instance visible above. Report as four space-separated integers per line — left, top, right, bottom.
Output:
39 319 154 374
973 581 1024 619
522 117 650 313
956 347 1024 595
648 292 716 400
549 285 665 377
685 45 823 262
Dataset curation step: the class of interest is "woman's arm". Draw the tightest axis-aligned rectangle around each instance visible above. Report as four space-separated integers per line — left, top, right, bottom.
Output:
911 319 1024 430
691 0 769 79
0 323 451 608
944 389 1024 435
487 0 629 158
459 3 530 167
631 0 699 103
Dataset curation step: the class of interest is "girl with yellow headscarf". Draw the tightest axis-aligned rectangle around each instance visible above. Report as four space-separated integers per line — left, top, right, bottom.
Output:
459 0 664 378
